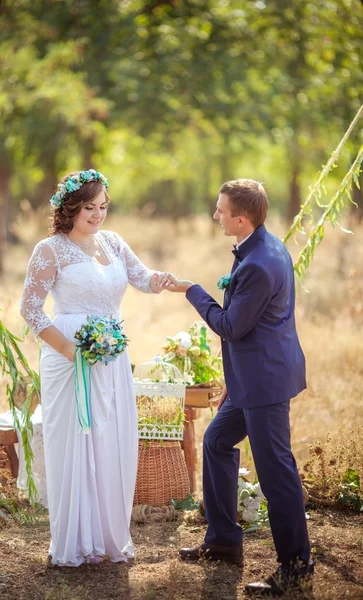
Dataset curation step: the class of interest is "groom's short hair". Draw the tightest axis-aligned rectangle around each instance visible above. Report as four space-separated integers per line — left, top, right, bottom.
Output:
219 179 269 227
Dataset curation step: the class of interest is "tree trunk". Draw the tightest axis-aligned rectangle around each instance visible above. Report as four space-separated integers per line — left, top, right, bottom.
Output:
287 164 302 225
0 162 12 275
32 165 58 209
82 135 95 169
219 133 231 185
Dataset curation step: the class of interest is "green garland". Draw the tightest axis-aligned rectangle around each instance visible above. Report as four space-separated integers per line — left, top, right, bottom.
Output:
0 319 40 503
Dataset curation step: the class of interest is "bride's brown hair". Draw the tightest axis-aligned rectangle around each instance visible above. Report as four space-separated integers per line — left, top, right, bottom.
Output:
48 171 110 236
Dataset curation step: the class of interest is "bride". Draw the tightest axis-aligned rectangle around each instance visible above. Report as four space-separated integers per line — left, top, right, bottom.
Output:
20 169 170 567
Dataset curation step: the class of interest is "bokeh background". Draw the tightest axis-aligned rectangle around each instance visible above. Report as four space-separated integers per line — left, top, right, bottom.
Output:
1 0 363 481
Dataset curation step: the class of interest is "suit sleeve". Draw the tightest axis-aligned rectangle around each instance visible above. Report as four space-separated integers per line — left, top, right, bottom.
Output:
186 264 273 342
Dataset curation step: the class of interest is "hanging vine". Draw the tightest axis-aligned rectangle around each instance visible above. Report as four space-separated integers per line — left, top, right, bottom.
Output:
284 104 363 247
293 145 363 281
282 104 363 281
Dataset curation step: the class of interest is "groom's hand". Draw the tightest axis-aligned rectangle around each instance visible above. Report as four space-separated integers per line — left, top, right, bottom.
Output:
161 274 194 293
217 385 228 411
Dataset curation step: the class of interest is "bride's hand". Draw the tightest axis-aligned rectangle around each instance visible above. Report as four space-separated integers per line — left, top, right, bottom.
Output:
62 342 77 362
151 272 173 292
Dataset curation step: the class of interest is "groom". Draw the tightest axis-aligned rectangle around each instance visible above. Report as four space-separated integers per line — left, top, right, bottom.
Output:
163 179 313 596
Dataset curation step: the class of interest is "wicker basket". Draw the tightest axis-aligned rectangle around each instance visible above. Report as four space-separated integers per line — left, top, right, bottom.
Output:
134 441 190 507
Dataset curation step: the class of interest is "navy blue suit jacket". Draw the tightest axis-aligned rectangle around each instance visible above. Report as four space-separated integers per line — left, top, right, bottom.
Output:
186 225 306 408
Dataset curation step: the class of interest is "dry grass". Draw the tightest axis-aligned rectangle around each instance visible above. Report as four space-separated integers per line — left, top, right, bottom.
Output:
1 502 363 600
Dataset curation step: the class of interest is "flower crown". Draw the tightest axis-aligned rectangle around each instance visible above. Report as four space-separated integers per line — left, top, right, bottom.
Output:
50 169 109 208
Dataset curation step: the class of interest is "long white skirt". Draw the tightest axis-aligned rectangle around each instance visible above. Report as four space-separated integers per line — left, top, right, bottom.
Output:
40 313 138 567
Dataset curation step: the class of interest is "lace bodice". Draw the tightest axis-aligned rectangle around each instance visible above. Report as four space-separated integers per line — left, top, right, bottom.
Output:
20 231 157 337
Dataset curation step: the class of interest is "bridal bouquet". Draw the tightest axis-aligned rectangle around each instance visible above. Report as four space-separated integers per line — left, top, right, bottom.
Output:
74 315 129 366
73 315 128 433
162 321 223 386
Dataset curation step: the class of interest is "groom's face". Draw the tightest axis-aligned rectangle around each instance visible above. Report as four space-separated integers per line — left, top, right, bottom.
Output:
214 193 244 237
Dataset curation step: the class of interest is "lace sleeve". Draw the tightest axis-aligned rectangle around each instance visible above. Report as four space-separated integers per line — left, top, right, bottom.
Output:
122 242 158 293
20 241 58 337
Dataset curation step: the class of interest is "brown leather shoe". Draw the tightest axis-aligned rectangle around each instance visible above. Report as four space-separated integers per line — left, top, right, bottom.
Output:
245 560 314 596
178 543 243 565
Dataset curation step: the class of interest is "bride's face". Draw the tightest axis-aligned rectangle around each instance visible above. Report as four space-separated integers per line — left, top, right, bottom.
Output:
72 190 108 235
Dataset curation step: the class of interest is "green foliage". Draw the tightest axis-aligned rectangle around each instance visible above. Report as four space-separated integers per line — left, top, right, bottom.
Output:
0 319 40 504
170 494 204 513
1 0 362 216
337 468 362 512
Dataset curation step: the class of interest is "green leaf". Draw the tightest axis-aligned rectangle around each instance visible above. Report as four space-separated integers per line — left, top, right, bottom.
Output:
342 468 360 488
170 495 203 513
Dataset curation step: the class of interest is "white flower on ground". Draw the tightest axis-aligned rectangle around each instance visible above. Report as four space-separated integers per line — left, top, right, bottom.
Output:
252 482 265 498
240 489 251 500
244 497 260 511
238 480 253 492
239 467 251 477
241 508 259 524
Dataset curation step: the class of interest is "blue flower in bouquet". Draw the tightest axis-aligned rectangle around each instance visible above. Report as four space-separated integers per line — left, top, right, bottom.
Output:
74 315 129 366
217 274 232 290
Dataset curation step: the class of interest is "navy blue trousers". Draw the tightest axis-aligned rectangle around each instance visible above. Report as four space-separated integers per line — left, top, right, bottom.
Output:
203 398 310 564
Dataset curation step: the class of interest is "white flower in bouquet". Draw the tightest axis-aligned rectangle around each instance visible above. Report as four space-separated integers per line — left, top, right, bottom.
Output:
176 346 188 357
161 322 224 385
173 332 192 349
189 345 201 356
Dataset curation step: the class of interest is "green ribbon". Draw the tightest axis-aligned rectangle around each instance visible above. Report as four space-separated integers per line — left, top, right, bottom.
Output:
74 348 92 433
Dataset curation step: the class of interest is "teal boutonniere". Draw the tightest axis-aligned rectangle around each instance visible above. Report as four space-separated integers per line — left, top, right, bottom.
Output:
217 274 232 290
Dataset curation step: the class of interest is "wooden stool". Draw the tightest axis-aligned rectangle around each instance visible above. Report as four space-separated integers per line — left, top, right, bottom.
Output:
0 429 19 478
183 387 221 492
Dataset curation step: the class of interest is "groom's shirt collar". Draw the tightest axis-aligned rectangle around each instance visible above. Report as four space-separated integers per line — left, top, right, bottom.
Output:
236 231 254 248
232 225 266 262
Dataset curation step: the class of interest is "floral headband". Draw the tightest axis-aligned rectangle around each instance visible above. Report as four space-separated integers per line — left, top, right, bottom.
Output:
50 169 109 208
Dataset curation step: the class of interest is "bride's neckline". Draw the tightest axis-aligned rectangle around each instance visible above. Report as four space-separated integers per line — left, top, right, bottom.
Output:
63 232 112 267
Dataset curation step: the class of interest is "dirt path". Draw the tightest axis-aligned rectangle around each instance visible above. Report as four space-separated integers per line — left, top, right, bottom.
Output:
1 509 363 600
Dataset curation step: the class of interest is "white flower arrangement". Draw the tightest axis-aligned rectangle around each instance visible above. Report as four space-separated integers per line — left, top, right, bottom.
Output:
162 321 223 386
238 468 267 528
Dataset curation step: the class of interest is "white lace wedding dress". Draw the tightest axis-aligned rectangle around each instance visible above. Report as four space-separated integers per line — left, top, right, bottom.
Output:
20 230 157 566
